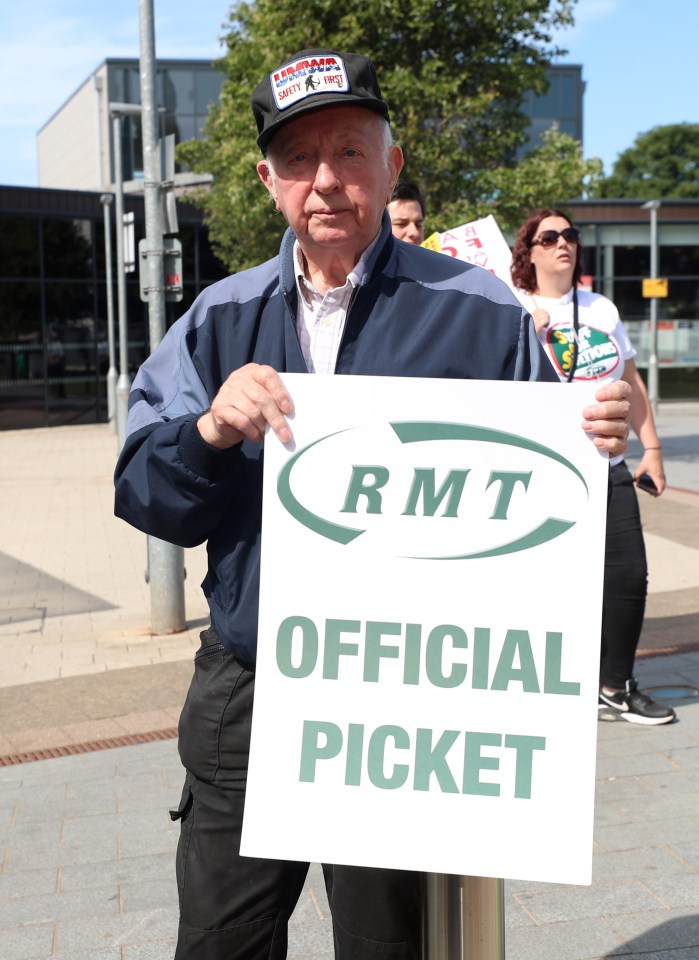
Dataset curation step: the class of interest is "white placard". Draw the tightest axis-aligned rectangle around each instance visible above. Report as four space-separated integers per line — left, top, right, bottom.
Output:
242 375 609 885
422 215 514 286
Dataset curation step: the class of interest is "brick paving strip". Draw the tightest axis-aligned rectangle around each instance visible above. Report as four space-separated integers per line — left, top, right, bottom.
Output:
0 660 192 765
0 727 178 766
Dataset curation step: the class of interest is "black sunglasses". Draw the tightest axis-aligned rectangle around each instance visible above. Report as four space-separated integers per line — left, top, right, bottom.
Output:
530 227 580 249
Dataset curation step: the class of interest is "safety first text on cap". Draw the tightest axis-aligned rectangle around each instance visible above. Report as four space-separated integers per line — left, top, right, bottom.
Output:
272 55 350 111
252 48 389 150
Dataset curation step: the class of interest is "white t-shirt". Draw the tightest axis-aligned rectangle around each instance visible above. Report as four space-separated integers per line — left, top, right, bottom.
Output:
516 287 636 465
516 287 636 384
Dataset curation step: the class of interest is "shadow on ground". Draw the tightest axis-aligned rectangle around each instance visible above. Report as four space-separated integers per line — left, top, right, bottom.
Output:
0 550 115 626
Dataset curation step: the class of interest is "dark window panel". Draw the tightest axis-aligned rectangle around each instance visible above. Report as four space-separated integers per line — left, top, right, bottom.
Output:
609 280 648 323
42 218 93 279
162 69 196 113
0 279 41 344
194 69 223 115
660 246 699 276
0 216 41 277
613 245 651 278
0 281 43 429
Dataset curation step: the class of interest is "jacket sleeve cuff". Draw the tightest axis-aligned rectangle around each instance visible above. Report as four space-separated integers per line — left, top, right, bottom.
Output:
177 418 240 481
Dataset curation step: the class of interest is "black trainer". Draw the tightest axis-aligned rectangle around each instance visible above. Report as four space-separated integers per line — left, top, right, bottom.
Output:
598 679 676 725
597 699 622 722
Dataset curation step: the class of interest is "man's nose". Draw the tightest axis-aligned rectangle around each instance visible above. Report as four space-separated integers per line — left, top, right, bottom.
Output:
405 223 421 242
313 160 341 192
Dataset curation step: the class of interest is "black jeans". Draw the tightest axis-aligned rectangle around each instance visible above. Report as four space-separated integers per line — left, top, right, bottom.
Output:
600 460 648 688
172 628 421 960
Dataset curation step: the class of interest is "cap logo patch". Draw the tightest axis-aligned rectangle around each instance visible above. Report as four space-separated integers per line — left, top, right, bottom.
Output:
271 56 350 111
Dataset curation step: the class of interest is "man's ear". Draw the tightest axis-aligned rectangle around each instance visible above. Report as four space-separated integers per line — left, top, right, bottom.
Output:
257 159 277 202
387 145 404 200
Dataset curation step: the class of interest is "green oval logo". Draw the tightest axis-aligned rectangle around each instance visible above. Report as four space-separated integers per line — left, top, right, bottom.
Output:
277 420 589 559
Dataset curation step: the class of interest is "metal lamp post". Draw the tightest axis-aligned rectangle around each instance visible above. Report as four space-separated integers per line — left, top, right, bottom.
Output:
641 200 661 414
99 192 118 428
109 101 142 450
138 0 186 634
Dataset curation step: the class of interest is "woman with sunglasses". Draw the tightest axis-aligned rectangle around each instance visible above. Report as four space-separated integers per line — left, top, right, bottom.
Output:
511 208 674 725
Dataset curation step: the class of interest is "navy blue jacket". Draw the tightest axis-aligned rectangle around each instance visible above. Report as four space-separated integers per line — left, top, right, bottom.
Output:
114 214 554 662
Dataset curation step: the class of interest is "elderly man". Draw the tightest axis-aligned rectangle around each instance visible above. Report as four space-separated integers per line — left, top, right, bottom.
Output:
115 48 630 960
388 179 426 244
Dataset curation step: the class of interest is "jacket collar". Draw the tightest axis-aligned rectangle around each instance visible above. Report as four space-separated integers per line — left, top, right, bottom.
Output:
278 209 395 299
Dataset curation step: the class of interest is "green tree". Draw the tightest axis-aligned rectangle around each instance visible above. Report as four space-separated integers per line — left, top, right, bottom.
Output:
596 124 699 199
439 126 603 234
179 0 578 272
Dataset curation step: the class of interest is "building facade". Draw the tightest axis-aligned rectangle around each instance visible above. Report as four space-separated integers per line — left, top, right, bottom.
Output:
3 189 696 432
0 186 227 430
566 199 699 397
1 61 695 432
37 59 223 191
38 60 583 191
518 65 584 157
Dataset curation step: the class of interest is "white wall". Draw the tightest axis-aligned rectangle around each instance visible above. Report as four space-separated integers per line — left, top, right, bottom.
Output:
38 67 107 190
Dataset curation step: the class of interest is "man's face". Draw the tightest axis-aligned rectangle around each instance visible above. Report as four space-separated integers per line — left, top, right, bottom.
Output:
388 199 424 245
257 106 402 266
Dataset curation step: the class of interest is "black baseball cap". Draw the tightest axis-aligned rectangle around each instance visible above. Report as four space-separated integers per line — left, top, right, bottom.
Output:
251 48 390 152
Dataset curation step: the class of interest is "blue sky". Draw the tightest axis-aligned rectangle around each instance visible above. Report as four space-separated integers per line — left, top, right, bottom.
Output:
551 0 699 171
0 0 231 187
0 0 697 188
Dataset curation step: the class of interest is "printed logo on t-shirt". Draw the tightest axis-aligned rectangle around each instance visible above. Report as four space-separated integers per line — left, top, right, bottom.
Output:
546 324 622 381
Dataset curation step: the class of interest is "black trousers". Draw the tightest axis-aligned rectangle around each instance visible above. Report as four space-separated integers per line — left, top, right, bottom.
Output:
171 628 421 960
600 460 649 688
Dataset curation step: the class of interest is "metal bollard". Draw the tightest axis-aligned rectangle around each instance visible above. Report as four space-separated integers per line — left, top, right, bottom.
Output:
423 874 505 960
147 536 186 634
423 873 451 960
459 877 505 960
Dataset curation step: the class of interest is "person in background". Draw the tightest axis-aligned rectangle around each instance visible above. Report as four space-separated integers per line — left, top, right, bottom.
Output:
114 49 632 959
387 179 425 244
511 208 674 726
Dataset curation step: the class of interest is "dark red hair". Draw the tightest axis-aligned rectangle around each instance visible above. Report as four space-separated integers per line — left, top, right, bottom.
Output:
510 208 583 293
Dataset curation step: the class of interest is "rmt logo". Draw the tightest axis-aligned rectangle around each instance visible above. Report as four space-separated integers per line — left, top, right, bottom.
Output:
276 420 588 560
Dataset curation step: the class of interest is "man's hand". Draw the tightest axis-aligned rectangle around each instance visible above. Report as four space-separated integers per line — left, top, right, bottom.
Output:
581 380 631 457
198 363 294 449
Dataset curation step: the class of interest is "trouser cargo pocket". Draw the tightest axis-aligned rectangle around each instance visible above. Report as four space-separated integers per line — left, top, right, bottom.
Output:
177 627 255 784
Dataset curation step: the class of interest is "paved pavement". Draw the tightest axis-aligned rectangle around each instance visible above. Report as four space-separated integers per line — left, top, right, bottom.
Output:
1 401 698 960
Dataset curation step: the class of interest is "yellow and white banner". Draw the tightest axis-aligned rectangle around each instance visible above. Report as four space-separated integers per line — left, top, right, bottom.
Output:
241 375 608 885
